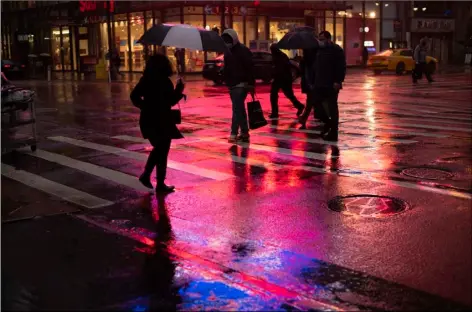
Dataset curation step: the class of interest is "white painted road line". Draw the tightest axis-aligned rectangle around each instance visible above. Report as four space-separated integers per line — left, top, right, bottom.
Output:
196 116 449 138
193 136 337 161
1 163 114 209
113 135 282 170
256 131 417 145
111 135 472 200
22 148 152 193
48 136 235 181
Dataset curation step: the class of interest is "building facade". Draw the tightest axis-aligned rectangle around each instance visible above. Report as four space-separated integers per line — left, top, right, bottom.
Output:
2 1 470 74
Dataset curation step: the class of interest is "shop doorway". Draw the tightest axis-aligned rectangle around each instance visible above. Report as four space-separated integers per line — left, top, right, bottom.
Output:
51 26 75 71
430 36 449 64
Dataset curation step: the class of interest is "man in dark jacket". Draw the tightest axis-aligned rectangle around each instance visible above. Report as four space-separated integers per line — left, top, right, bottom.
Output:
222 28 255 143
299 47 329 126
300 31 346 141
269 44 304 118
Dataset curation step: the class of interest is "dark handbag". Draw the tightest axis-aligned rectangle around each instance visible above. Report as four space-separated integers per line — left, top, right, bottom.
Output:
247 95 268 130
171 94 186 125
171 107 181 124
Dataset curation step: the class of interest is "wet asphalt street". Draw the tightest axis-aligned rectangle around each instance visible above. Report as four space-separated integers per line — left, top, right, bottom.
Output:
2 68 472 311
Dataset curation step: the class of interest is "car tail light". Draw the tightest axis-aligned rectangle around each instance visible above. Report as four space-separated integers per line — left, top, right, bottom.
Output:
3 64 11 68
216 62 223 67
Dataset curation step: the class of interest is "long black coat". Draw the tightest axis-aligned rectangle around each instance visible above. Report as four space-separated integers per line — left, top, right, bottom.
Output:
130 75 184 140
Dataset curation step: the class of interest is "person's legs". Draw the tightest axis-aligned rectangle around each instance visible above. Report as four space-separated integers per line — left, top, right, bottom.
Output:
270 80 281 117
229 88 240 139
156 138 173 191
281 82 305 115
323 89 339 141
229 87 249 141
139 138 159 188
424 63 434 82
313 88 330 123
299 90 314 128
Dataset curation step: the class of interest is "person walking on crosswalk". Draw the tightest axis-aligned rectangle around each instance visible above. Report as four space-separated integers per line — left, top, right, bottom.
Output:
268 44 305 118
221 28 255 143
130 54 185 193
299 31 346 141
413 37 434 84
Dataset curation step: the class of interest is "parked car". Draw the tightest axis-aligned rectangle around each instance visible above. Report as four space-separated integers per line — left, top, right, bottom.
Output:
368 49 438 75
203 51 301 85
1 60 27 79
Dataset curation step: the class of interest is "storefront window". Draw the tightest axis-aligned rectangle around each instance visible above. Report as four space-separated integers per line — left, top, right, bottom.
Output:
184 13 204 72
344 1 380 65
70 26 78 70
145 11 153 30
246 16 256 45
62 27 72 70
99 23 109 57
114 14 129 71
270 19 303 57
233 15 243 42
335 17 344 47
205 14 220 61
130 12 145 72
165 13 180 70
51 27 62 70
325 11 334 36
258 16 267 40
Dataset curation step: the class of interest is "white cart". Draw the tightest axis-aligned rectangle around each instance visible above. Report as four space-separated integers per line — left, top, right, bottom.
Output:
1 86 37 154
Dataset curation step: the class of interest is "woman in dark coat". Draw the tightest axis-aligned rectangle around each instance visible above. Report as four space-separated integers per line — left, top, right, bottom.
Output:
130 54 185 193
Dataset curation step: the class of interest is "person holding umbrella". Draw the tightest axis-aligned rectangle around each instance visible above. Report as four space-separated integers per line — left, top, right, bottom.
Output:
268 44 304 119
221 28 255 143
299 31 346 141
130 54 185 193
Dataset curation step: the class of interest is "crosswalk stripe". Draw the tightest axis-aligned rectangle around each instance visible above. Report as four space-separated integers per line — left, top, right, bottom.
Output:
113 135 282 170
174 121 418 145
113 134 337 160
197 116 450 138
21 148 152 193
1 163 114 209
112 134 471 199
272 115 471 132
256 131 417 145
47 136 235 181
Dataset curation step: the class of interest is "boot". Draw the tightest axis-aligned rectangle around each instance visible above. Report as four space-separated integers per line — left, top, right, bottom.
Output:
298 113 308 129
322 129 338 142
139 173 153 189
238 133 250 142
296 104 305 117
156 183 175 193
320 123 331 137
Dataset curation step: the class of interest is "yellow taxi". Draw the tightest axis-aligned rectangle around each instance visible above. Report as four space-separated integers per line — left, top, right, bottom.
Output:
367 48 438 75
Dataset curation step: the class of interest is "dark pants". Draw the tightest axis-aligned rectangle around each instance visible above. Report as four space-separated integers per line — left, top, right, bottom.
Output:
412 63 433 82
270 79 304 114
302 89 330 123
316 88 340 133
304 88 339 132
230 87 249 135
144 137 172 183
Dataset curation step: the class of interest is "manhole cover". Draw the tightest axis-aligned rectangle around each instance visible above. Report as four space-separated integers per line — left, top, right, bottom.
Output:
327 195 409 218
401 167 453 180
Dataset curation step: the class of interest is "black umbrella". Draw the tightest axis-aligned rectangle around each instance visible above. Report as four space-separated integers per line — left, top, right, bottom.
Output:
276 26 319 50
138 23 227 53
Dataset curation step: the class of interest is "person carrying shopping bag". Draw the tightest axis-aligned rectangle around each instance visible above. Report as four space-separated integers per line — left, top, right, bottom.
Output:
221 28 255 143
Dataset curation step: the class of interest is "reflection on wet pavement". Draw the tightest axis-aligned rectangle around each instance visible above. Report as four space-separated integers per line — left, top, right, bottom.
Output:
2 69 472 310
